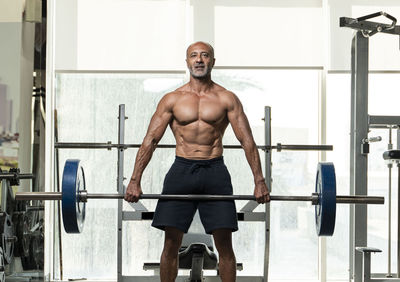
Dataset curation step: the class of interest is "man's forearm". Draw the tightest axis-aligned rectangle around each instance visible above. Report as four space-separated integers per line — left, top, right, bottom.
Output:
242 141 265 184
130 141 156 184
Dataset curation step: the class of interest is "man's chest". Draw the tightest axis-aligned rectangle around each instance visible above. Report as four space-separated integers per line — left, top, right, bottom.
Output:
173 95 227 125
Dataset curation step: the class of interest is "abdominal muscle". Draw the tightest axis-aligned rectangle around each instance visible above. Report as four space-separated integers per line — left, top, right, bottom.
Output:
172 120 226 160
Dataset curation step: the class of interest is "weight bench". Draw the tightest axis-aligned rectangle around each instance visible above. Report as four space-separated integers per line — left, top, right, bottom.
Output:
179 233 217 281
144 233 243 281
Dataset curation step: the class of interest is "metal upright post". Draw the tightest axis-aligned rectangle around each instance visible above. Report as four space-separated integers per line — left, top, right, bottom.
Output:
117 104 126 281
398 160 400 278
398 128 400 278
388 128 393 278
350 31 369 282
349 35 356 282
264 106 272 281
1 180 7 213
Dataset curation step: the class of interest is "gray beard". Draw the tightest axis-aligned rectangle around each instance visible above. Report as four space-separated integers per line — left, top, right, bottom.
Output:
189 67 210 79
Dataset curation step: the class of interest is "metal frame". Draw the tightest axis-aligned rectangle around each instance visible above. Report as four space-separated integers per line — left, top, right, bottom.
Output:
120 106 270 282
340 12 400 282
109 104 277 281
117 105 125 282
264 106 272 281
350 30 370 282
113 104 270 281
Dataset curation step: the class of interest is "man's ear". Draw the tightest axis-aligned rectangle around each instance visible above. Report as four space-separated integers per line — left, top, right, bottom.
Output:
212 58 216 67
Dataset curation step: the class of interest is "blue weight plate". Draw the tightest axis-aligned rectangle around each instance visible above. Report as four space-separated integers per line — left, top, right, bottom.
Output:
315 162 336 236
62 159 86 233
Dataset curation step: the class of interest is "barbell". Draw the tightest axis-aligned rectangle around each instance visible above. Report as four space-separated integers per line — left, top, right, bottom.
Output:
14 160 384 236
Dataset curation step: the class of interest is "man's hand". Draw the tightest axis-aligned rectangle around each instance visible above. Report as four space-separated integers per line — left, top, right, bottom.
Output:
124 181 143 203
254 180 270 204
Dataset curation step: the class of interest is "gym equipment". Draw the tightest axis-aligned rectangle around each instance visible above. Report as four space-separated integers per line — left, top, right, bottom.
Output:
15 160 384 236
0 169 35 186
0 247 4 282
341 11 400 281
55 142 333 152
179 233 217 281
0 212 16 264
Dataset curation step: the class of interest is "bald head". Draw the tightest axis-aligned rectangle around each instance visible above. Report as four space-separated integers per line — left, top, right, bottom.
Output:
185 41 216 79
186 41 215 59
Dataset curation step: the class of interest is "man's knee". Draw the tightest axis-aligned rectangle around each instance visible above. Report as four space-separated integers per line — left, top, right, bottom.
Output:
212 229 235 257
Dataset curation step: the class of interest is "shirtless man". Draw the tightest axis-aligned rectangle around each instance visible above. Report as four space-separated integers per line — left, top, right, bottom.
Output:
125 41 269 282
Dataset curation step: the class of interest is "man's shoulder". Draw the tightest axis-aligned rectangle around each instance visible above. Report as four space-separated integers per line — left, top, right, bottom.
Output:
158 88 187 109
213 84 237 101
175 83 193 93
161 89 184 100
212 84 241 110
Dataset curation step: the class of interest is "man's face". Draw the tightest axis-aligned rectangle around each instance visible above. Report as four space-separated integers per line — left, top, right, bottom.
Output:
186 43 215 79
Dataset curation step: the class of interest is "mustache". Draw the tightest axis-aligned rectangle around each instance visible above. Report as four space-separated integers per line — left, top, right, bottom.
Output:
194 63 205 67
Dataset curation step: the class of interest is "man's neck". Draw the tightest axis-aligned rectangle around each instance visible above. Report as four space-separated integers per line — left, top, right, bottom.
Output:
188 76 213 94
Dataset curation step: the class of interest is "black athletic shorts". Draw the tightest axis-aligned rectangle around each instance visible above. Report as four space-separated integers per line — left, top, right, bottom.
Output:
152 156 238 234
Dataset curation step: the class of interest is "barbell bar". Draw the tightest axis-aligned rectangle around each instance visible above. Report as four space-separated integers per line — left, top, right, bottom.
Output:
0 173 35 180
15 192 383 205
55 142 333 152
14 159 384 237
0 169 35 186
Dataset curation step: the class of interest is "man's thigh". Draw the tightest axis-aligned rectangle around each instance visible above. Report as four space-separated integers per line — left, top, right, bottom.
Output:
198 201 238 234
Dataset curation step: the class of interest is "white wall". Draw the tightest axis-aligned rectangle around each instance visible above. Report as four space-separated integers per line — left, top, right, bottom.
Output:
54 0 77 69
214 0 324 67
0 0 24 22
0 0 25 132
55 0 187 70
54 0 400 71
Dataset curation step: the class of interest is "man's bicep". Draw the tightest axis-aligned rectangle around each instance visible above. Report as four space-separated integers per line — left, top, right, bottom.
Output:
227 97 253 142
144 97 173 142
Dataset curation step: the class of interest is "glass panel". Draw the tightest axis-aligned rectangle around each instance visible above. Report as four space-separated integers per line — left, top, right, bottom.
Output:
213 69 320 279
55 72 185 279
